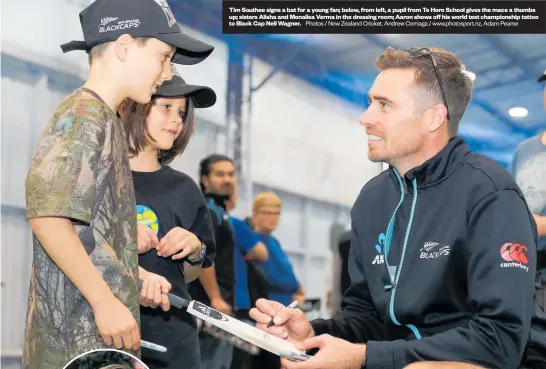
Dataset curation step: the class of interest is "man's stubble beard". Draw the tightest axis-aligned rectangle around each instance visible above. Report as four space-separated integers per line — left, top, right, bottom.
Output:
367 140 422 169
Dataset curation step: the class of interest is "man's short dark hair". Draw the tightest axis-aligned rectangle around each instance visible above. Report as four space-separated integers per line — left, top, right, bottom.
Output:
121 96 196 165
376 47 473 138
199 154 234 192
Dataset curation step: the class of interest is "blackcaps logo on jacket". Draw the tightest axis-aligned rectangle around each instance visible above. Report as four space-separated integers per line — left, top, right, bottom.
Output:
420 241 450 259
372 233 386 265
500 242 529 272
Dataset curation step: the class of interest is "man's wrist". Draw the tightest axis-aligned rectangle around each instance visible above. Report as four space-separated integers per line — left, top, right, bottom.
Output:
187 239 205 264
356 344 367 368
190 244 202 258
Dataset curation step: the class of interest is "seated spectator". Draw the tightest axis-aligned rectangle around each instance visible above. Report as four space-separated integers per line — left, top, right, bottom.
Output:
252 192 304 307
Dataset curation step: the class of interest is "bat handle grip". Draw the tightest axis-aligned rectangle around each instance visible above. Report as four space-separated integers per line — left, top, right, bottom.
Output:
138 279 189 309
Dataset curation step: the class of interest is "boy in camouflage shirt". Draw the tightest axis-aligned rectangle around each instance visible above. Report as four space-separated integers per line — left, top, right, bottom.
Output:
23 0 214 367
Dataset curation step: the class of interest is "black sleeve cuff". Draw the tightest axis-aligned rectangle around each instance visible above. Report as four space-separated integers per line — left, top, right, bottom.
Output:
310 318 332 337
201 255 214 268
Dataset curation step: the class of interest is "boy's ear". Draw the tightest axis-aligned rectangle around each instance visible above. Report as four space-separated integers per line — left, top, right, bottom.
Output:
114 34 133 62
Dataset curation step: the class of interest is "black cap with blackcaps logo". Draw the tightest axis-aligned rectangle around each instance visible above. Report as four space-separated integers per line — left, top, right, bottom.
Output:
60 0 214 65
155 66 217 108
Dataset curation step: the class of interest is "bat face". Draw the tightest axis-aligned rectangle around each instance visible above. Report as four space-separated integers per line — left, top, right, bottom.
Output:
186 300 310 361
198 319 261 355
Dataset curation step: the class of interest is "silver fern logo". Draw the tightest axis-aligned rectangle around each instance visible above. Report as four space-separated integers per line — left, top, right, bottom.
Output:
170 63 181 77
421 241 439 252
99 17 118 27
154 0 177 27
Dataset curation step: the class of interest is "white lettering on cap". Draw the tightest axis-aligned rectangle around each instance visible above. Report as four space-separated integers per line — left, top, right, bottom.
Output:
99 19 141 33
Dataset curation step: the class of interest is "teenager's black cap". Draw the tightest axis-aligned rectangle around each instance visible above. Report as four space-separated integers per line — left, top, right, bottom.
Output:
155 70 216 108
60 0 214 65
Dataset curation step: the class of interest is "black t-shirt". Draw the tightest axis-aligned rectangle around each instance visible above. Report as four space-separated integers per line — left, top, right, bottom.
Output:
187 193 236 307
132 166 216 369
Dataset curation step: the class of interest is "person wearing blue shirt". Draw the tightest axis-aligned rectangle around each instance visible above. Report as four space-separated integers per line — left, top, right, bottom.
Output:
224 186 269 316
225 187 268 369
231 215 269 311
251 192 304 307
245 192 304 369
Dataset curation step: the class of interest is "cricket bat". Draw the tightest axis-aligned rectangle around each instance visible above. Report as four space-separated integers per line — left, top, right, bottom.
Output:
197 318 261 355
186 300 312 362
137 280 311 362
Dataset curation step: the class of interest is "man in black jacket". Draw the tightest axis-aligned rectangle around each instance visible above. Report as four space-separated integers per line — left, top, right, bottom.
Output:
188 154 237 369
250 47 546 369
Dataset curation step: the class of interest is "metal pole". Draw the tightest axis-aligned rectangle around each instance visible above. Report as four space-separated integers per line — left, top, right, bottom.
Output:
243 55 254 215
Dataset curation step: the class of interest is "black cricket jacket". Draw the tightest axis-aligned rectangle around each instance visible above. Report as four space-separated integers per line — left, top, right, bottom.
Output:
311 137 546 369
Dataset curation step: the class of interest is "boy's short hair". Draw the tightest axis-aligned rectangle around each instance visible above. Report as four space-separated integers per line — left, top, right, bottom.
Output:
88 37 150 65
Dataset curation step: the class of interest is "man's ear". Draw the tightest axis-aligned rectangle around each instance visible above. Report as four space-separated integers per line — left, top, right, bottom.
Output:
201 175 209 191
428 104 447 133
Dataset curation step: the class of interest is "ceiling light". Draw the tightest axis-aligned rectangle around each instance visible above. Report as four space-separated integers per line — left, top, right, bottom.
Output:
509 107 528 118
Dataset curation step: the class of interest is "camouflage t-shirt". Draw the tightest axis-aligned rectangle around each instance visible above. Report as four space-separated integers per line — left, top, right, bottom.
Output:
23 87 140 369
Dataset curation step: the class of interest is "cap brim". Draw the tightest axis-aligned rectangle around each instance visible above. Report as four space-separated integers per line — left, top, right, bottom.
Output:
157 32 214 65
155 83 217 108
538 74 546 82
60 40 88 53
